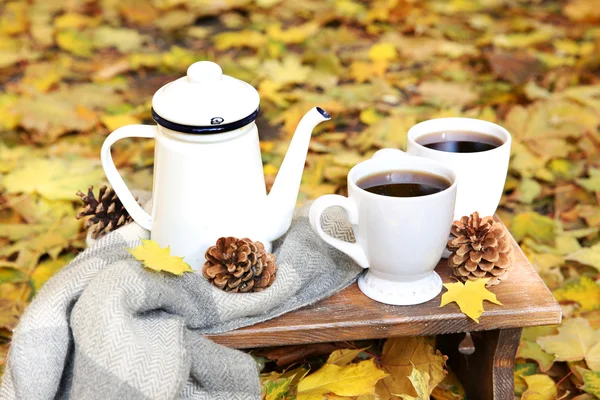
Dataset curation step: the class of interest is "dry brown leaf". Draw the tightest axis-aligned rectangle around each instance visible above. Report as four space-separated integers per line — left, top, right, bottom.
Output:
376 337 447 399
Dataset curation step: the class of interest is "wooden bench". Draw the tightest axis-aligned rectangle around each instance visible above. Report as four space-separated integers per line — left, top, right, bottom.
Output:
208 221 562 399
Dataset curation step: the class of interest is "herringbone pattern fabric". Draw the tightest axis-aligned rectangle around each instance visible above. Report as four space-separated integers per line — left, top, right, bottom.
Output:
0 199 361 400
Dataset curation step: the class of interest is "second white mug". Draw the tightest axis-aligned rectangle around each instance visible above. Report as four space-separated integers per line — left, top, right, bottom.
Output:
309 153 457 306
377 118 511 221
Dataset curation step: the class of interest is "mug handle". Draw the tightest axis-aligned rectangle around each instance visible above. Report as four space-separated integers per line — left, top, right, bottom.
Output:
309 195 369 269
100 125 156 231
372 148 407 159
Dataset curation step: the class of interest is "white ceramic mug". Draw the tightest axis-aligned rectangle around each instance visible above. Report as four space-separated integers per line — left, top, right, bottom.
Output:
376 118 511 221
309 153 457 305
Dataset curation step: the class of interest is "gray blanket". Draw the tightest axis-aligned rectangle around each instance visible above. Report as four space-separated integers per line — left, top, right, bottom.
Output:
0 201 361 400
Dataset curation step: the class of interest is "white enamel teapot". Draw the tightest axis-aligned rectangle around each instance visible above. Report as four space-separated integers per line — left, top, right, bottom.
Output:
101 61 330 269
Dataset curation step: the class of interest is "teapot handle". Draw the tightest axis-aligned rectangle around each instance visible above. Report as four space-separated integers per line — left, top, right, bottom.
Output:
100 125 155 231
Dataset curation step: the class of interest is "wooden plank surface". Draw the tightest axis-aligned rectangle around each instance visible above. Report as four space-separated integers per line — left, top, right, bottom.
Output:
207 221 562 349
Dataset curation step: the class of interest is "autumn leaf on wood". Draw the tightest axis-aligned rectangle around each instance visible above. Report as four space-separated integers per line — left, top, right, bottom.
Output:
127 239 192 275
439 278 502 323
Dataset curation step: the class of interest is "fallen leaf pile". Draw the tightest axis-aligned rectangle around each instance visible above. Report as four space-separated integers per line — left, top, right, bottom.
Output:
0 0 599 397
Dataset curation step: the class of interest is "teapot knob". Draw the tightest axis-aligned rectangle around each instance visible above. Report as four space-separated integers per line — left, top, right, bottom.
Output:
187 61 223 84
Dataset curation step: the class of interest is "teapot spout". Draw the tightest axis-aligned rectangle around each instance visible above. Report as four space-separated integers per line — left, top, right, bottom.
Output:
265 107 331 241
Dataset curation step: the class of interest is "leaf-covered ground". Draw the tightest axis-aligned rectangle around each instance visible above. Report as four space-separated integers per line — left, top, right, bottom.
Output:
0 0 600 397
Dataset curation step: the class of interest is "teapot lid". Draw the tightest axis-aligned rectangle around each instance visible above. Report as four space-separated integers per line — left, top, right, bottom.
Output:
151 61 260 134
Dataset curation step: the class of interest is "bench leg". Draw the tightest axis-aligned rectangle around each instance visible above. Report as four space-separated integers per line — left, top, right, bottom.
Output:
437 328 522 400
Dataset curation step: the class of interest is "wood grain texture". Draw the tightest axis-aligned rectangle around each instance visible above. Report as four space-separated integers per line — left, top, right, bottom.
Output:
439 328 522 400
208 219 562 349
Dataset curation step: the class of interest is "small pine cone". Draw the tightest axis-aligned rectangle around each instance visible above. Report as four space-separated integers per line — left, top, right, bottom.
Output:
76 185 134 239
447 212 513 286
202 237 277 293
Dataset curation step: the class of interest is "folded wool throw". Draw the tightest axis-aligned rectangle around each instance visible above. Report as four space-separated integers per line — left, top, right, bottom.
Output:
0 195 362 400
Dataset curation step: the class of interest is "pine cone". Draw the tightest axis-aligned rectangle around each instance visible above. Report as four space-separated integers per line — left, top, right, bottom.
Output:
447 212 513 286
203 237 277 293
76 185 134 239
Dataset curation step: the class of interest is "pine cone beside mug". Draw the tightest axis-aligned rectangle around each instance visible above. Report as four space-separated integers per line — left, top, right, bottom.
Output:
76 185 134 239
203 237 277 293
447 212 513 286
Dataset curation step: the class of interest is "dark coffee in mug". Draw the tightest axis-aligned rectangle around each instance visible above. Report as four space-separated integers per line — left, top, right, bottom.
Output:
417 130 504 153
357 170 451 198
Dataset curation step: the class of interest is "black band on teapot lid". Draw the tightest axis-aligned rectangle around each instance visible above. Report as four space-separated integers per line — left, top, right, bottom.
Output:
151 107 260 134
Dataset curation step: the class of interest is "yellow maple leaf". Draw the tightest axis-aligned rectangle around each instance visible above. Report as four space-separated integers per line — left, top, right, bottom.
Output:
521 374 557 400
376 337 447 400
537 317 600 371
297 358 387 399
368 43 397 62
127 239 192 275
439 278 502 323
